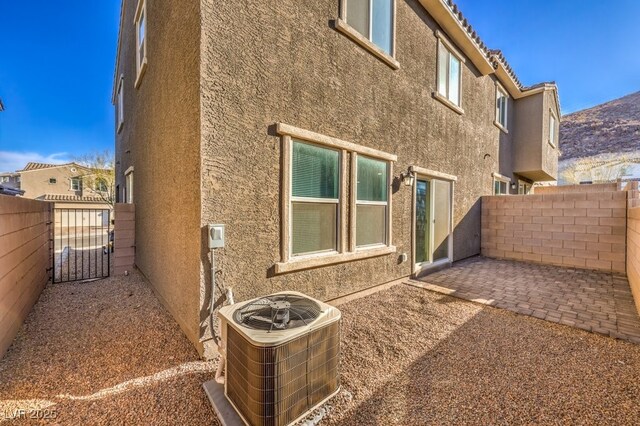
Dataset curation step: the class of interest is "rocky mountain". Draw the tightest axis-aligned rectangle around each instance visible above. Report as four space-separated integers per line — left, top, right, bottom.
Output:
560 91 640 161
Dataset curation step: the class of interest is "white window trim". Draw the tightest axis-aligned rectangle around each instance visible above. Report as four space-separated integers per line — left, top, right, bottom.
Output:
353 154 392 251
335 0 399 70
117 75 124 132
125 166 134 204
548 109 558 149
409 166 456 275
518 179 532 195
275 124 396 274
70 177 81 191
492 172 510 196
134 0 147 89
433 32 464 115
494 83 509 133
289 142 342 259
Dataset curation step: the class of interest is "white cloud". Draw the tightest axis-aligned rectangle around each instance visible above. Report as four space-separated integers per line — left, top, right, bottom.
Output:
0 151 71 173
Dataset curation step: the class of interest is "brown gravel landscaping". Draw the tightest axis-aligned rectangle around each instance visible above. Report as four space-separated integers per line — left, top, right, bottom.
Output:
2 272 640 425
322 284 640 425
0 271 217 425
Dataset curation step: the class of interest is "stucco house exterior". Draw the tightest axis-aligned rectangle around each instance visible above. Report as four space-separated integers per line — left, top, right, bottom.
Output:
12 162 111 210
113 0 560 356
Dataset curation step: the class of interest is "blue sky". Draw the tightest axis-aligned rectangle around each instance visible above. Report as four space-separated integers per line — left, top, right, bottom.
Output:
0 1 119 172
0 1 639 172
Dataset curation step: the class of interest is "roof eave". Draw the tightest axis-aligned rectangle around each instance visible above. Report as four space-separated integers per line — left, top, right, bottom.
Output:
111 0 126 104
419 0 494 75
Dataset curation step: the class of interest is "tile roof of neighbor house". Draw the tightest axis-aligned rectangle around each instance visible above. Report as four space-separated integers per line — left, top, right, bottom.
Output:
20 162 66 171
39 194 107 203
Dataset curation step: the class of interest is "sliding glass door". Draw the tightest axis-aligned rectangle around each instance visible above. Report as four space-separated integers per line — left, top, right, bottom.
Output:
415 177 452 268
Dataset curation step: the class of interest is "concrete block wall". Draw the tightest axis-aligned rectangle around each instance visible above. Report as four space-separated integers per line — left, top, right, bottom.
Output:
0 195 52 358
626 183 640 315
534 183 619 194
114 203 135 275
482 191 627 273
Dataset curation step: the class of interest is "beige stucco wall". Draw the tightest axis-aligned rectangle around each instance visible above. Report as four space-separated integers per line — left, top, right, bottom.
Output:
199 0 521 317
114 0 203 352
0 196 52 358
114 0 560 357
19 165 87 199
513 90 559 181
482 192 627 273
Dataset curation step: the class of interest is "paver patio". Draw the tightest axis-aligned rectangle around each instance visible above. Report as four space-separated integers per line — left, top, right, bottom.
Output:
411 256 640 344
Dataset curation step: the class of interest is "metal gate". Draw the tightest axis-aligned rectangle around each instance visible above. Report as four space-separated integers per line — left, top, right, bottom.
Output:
53 208 112 283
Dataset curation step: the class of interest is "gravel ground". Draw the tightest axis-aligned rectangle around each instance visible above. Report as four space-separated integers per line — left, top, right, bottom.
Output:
0 271 217 425
54 247 110 282
320 284 640 425
3 275 640 425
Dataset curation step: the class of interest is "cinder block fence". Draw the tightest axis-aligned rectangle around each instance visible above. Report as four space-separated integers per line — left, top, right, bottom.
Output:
0 196 52 358
114 203 135 275
626 187 640 315
482 186 627 274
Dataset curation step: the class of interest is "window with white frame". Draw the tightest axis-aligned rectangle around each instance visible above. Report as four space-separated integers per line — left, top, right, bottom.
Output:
437 41 462 107
356 155 388 247
493 174 510 195
549 112 557 148
70 177 82 191
117 76 124 131
290 141 340 256
496 86 508 130
345 0 394 55
95 178 108 193
135 0 147 85
125 170 134 203
518 180 532 195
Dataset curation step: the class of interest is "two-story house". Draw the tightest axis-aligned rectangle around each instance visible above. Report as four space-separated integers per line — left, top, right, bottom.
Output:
113 0 560 356
16 162 112 209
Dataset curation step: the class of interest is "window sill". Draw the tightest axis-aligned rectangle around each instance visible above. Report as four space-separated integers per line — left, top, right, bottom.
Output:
274 245 397 274
333 19 399 70
493 121 508 134
134 59 147 89
432 92 464 115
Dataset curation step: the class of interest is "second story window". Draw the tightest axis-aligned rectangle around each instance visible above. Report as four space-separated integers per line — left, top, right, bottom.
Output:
135 0 147 87
437 41 462 107
95 178 108 192
291 141 340 256
496 86 508 130
49 178 57 184
549 112 557 148
117 76 124 131
345 0 394 55
71 177 82 191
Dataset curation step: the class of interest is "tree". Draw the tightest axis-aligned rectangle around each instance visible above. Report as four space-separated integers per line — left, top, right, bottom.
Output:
74 150 116 208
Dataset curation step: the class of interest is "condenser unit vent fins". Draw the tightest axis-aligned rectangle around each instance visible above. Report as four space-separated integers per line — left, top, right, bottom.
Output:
226 321 340 426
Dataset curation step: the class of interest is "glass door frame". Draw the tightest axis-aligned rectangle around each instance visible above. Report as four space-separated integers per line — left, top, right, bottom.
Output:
410 166 456 276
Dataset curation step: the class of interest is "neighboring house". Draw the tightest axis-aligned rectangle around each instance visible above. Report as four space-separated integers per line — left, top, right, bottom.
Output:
0 172 21 190
16 162 111 210
560 90 640 184
113 0 560 356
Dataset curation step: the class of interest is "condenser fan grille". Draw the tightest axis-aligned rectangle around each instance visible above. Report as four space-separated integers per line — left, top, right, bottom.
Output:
233 294 322 331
